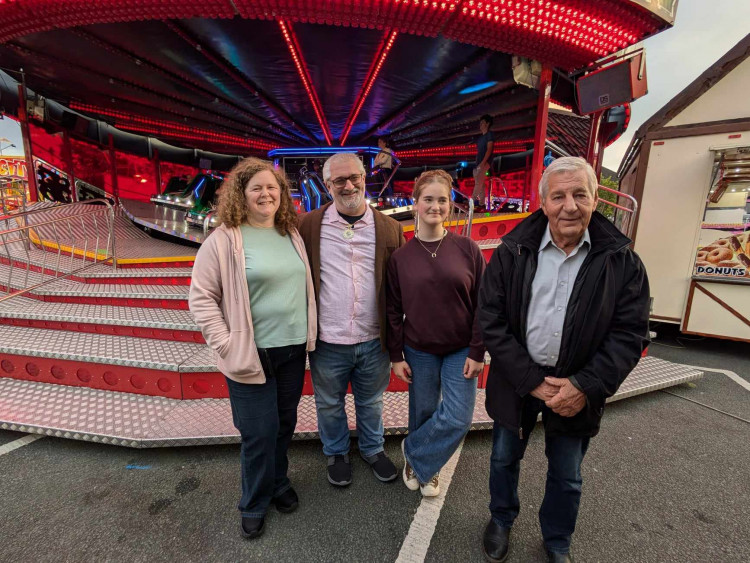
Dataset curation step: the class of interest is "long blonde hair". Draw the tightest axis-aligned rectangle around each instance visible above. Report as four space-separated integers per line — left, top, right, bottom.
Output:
216 157 298 235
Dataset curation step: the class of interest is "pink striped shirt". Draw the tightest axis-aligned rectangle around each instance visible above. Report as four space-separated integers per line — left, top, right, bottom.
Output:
318 204 379 344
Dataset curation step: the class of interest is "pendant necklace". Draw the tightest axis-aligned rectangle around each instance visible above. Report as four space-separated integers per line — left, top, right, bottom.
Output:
416 230 447 258
342 225 355 240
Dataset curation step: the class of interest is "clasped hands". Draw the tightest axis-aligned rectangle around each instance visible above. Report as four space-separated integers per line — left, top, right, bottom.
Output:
392 358 484 384
531 376 586 417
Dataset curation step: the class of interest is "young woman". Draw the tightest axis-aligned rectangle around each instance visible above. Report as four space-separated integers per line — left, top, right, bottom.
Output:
386 169 486 497
189 158 317 539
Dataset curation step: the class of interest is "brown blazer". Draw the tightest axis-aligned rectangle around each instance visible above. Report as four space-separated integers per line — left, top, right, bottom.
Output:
298 202 406 349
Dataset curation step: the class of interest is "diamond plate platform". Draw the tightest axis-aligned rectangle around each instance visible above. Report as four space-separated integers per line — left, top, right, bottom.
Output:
0 324 206 371
0 262 189 301
0 357 703 448
0 295 198 331
478 237 503 249
120 198 208 245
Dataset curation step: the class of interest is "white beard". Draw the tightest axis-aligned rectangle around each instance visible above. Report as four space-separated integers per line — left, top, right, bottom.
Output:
339 190 363 210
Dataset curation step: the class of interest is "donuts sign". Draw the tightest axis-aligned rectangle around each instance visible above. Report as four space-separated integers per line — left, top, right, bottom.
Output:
694 233 750 279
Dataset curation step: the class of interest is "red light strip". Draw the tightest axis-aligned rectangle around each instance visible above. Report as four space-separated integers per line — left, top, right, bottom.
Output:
278 19 333 146
397 140 533 159
339 30 398 146
458 0 639 56
70 102 276 151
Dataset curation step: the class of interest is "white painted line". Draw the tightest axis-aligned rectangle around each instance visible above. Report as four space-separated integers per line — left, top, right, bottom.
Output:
679 364 750 392
395 439 465 563
0 434 44 456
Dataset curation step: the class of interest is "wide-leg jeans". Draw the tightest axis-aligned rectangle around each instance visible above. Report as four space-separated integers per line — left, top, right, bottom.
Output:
402 345 477 484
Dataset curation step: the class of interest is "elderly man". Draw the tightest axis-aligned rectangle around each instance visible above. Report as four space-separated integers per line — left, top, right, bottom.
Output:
299 152 405 486
478 157 650 563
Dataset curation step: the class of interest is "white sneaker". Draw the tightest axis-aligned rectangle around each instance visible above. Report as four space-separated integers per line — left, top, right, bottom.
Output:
420 473 440 497
401 440 419 491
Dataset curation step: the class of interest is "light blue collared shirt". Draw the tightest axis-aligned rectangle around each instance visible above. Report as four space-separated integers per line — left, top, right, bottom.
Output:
526 226 591 367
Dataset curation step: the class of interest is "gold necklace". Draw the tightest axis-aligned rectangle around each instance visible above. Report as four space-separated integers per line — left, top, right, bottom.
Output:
415 230 447 258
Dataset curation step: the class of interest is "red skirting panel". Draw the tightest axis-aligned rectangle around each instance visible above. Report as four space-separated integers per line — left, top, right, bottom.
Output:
0 354 183 399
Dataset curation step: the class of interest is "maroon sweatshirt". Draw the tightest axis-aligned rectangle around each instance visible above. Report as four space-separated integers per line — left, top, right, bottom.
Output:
386 232 486 363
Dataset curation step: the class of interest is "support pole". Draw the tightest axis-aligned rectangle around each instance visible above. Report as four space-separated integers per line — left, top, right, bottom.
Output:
528 63 552 213
152 149 162 197
16 82 38 202
586 110 605 176
62 130 77 202
594 121 617 180
108 134 119 204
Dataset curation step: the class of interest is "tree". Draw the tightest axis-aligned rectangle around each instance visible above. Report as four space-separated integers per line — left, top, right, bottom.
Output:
596 175 619 220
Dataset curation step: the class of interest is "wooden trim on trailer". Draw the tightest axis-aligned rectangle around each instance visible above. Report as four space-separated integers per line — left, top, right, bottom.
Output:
645 117 750 141
681 280 696 332
692 282 750 328
628 139 652 244
680 329 750 344
650 315 682 323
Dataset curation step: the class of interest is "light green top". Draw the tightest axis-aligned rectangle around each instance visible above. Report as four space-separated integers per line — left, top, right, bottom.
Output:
240 225 307 349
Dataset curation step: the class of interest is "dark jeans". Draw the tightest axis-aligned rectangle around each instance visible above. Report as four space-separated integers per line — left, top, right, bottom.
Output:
489 399 590 554
225 343 306 518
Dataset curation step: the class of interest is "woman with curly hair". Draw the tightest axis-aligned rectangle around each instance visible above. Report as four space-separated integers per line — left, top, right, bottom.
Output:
189 157 317 539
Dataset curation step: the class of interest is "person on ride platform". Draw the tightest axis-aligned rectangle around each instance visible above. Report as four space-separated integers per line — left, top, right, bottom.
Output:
477 157 650 563
472 114 495 210
298 152 405 487
189 157 317 540
386 169 486 497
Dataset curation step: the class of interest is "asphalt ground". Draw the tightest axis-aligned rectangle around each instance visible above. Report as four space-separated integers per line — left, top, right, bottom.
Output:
1 323 748 562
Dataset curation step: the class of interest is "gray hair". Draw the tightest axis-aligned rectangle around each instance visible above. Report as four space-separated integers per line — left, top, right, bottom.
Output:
539 156 598 200
323 153 366 182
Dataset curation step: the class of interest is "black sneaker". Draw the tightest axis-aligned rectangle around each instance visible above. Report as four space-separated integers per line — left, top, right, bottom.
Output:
327 454 352 486
361 451 397 482
240 516 265 540
272 487 299 514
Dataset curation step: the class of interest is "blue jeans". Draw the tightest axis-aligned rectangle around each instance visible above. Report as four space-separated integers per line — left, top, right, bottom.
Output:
225 343 306 518
489 401 590 554
309 338 391 458
403 345 477 483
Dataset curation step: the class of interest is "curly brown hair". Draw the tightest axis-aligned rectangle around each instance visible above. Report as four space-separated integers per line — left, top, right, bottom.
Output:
412 169 453 201
216 157 298 235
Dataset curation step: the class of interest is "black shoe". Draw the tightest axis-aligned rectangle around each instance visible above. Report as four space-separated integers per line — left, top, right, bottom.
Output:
272 487 299 514
361 451 397 482
482 519 510 563
547 551 573 563
327 454 352 486
240 516 265 539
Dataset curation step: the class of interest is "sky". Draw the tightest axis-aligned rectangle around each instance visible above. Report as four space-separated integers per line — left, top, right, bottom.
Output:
602 0 750 171
2 0 750 171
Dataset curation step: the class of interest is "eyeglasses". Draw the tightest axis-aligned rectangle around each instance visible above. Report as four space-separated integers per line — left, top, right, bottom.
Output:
329 174 364 188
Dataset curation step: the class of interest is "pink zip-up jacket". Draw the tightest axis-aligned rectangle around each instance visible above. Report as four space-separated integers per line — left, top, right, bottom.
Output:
189 223 317 384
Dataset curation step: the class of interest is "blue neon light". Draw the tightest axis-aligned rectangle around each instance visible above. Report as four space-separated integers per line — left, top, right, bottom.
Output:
308 177 322 209
299 179 312 212
192 177 206 199
268 146 381 157
458 81 498 95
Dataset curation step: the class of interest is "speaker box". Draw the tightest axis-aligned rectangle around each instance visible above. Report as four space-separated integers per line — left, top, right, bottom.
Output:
576 53 648 115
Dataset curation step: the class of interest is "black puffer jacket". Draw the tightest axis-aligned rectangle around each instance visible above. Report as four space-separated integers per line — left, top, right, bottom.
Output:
478 210 650 438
